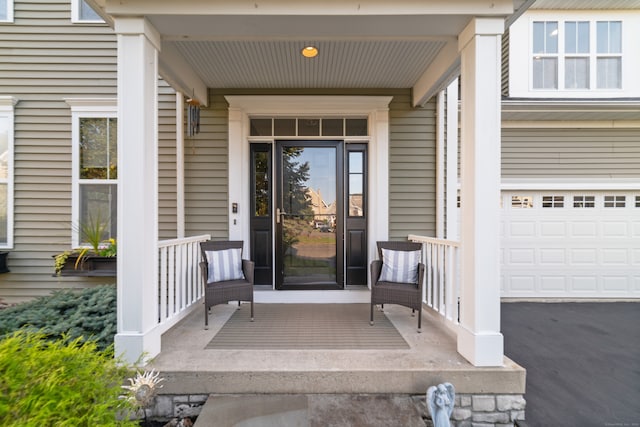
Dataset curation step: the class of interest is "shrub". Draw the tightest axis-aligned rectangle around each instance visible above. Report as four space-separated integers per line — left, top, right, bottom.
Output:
0 331 137 426
0 285 116 351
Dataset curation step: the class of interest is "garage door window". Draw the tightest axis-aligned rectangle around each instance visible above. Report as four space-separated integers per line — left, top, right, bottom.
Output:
512 195 533 208
635 196 640 207
542 195 564 208
604 195 625 208
573 195 595 208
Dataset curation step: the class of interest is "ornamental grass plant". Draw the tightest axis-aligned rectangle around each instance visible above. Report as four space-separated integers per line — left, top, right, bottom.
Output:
0 331 137 426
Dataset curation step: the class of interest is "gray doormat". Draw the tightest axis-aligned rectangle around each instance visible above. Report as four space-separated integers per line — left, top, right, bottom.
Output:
206 304 409 350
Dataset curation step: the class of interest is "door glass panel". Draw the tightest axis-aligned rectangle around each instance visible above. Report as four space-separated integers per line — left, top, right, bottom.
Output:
253 151 270 217
281 146 336 285
348 151 364 217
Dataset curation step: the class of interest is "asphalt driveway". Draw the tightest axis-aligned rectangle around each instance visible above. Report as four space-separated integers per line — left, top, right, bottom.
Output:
501 302 640 427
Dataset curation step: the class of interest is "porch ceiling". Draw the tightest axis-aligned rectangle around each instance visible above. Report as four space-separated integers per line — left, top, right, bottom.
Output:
95 0 531 106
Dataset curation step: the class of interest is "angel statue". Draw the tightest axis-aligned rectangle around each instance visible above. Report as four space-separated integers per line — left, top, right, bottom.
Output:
426 382 455 427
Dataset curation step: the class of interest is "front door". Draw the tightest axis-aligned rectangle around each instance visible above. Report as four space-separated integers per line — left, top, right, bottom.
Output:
275 141 343 289
249 141 368 289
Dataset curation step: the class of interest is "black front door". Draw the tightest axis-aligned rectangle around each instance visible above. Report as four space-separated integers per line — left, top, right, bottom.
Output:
275 141 343 289
249 141 368 289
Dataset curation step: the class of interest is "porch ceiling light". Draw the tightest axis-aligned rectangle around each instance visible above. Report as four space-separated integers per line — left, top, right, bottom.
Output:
301 46 319 58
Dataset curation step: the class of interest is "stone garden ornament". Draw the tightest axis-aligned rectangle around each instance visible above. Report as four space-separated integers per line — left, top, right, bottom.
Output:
426 382 455 427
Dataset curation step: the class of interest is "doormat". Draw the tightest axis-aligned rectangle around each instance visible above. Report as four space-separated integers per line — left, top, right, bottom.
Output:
206 304 410 350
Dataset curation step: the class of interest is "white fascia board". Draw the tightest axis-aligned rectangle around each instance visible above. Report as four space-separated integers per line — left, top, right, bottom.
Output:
159 43 208 107
104 0 514 16
412 40 460 107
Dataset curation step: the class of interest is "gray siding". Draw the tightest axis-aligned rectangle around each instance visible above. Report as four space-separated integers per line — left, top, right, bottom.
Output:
0 0 117 301
502 128 640 178
158 81 178 240
0 0 179 301
184 93 229 239
389 92 436 240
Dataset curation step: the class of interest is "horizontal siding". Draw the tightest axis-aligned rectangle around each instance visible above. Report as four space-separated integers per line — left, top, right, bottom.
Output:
0 0 118 301
158 80 178 240
184 93 229 239
389 91 436 240
502 128 640 178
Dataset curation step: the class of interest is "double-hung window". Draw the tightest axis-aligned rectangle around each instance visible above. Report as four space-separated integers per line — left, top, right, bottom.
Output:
0 97 16 249
532 19 623 91
0 0 14 22
533 21 559 89
596 21 622 89
67 99 117 248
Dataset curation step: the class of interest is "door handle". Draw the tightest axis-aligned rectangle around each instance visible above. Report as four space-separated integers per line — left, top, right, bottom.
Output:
276 207 287 224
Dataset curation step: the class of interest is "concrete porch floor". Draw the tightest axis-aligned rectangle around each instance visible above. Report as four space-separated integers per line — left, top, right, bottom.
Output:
147 300 525 396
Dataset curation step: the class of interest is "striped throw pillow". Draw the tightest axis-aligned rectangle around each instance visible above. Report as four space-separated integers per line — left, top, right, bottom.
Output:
205 248 245 283
379 248 420 284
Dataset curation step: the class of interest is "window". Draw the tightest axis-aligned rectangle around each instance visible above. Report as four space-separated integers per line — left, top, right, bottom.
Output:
532 19 623 91
71 0 103 23
0 97 16 249
573 195 595 208
250 117 368 137
604 195 625 208
0 0 13 22
533 21 558 89
564 21 590 89
348 150 365 217
542 195 564 208
636 196 640 208
596 21 622 89
511 195 533 209
66 99 117 248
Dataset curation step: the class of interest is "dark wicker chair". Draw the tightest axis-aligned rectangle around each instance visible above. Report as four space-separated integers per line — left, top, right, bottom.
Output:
199 240 254 329
370 241 425 332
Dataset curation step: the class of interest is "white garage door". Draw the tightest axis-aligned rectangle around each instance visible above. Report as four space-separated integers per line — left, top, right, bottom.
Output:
501 191 640 298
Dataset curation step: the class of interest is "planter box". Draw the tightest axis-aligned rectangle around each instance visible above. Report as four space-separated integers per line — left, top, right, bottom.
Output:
0 252 9 274
55 254 116 277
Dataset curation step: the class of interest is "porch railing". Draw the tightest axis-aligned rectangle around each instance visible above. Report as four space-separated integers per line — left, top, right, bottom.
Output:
156 234 211 334
408 234 460 327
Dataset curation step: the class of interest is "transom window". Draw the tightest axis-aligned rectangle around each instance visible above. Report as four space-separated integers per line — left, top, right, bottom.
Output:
250 117 368 137
532 20 622 91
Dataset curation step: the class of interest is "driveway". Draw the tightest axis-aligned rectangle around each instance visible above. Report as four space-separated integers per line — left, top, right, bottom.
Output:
501 302 640 427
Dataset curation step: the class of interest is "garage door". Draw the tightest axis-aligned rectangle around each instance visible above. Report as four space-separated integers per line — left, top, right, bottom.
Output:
501 191 640 298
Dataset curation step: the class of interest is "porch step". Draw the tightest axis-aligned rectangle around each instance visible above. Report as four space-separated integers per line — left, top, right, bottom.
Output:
193 394 426 427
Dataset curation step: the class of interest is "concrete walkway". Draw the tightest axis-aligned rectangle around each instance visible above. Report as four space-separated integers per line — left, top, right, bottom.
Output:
502 302 640 427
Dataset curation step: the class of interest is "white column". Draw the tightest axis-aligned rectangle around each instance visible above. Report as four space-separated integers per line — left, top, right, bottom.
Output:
114 17 161 364
436 91 445 239
446 78 459 241
456 18 505 367
176 92 185 239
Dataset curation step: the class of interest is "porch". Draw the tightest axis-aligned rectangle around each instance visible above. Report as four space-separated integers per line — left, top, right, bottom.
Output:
143 234 524 400
148 302 525 397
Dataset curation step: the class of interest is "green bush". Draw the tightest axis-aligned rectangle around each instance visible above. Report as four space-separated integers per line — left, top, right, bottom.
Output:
0 331 137 426
0 285 116 351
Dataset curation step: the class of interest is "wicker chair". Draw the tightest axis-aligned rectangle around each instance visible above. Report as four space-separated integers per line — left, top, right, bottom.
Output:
370 241 425 332
199 240 254 329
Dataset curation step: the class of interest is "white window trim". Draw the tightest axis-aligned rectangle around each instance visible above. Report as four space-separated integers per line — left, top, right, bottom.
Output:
71 0 104 24
225 95 392 290
64 98 116 248
0 97 17 249
528 16 626 94
0 0 13 23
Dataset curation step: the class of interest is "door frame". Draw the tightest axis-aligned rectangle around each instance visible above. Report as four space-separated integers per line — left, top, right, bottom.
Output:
226 95 392 290
275 140 344 290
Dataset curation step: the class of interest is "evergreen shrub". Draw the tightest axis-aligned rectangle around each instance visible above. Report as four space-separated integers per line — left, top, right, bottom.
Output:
0 331 137 426
0 285 116 351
